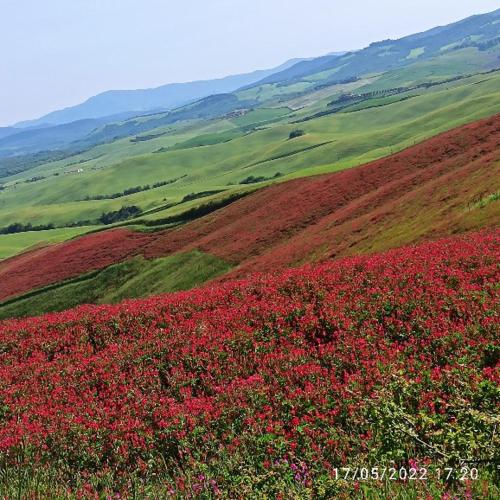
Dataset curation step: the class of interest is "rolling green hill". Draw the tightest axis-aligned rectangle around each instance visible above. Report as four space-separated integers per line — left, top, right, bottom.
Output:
2 9 498 168
251 8 500 86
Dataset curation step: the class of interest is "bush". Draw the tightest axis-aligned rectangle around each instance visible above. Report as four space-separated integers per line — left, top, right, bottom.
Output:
99 206 142 225
289 129 305 140
181 190 224 203
239 172 282 185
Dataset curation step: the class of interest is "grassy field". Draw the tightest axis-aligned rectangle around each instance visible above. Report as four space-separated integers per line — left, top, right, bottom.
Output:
1 74 499 211
0 226 98 260
358 47 500 91
0 250 231 319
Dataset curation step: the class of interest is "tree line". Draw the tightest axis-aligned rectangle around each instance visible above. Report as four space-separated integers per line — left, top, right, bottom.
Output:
81 175 187 201
1 205 143 235
0 222 56 235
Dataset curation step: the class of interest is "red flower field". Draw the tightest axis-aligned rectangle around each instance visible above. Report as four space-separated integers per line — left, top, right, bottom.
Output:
1 114 498 303
0 229 498 496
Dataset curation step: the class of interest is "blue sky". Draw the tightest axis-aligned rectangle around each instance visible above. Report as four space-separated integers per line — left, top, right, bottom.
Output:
1 0 499 126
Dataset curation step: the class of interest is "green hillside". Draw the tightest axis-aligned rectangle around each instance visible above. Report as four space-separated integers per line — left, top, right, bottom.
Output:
1 8 498 170
251 8 500 87
0 226 99 260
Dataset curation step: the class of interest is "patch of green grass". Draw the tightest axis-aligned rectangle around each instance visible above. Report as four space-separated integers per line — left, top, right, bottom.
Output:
135 188 254 224
236 82 312 103
0 251 232 319
338 92 419 113
471 191 500 209
229 107 291 127
163 128 247 151
407 47 425 59
0 226 97 260
358 48 498 92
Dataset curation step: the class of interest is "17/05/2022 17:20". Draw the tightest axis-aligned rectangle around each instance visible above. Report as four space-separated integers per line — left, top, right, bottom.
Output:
332 466 481 482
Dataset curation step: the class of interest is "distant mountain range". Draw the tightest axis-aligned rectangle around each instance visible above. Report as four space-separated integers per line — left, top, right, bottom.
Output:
14 59 306 129
0 114 136 157
0 127 19 140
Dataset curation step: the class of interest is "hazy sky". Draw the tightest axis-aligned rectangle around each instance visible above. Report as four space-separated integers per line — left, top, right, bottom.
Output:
1 0 499 126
